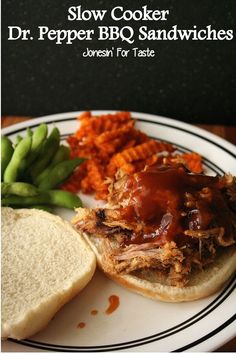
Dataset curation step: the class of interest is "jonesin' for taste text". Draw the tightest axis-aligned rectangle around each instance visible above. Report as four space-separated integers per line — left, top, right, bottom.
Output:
82 47 156 58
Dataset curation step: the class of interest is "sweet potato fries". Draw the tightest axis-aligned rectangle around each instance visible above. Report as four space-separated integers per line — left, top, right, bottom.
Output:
61 111 203 200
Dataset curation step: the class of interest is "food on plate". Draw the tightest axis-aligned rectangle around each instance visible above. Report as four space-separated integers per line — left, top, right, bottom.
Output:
34 145 70 185
1 182 39 197
72 164 236 302
37 158 85 191
4 135 32 183
2 189 83 209
1 207 96 340
26 123 48 165
30 126 60 181
1 136 14 179
1 123 85 211
105 295 120 314
62 111 203 200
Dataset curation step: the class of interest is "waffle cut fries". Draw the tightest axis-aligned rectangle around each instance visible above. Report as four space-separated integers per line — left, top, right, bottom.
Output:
61 112 203 200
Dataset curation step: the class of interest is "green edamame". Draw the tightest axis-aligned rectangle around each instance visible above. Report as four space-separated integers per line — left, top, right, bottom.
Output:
38 158 85 190
30 127 60 181
15 135 23 147
35 145 70 186
27 123 48 164
1 123 85 212
17 124 48 180
48 190 83 209
1 136 14 180
47 189 82 209
2 189 82 209
3 136 32 183
1 182 39 197
2 194 48 206
27 127 33 137
50 145 70 165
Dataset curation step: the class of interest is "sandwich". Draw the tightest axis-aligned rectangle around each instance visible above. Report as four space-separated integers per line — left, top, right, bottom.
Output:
1 207 96 340
72 164 236 302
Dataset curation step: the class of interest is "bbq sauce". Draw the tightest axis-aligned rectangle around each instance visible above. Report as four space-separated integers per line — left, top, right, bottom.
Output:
119 165 231 245
77 322 86 329
91 309 98 315
105 295 120 315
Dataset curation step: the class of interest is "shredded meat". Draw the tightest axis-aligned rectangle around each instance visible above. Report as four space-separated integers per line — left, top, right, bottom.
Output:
73 168 236 287
184 227 235 246
102 240 186 280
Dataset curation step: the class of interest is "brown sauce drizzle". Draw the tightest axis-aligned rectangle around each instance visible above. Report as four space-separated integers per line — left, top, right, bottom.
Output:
76 296 120 329
119 165 232 245
77 322 86 329
90 309 98 315
105 295 120 315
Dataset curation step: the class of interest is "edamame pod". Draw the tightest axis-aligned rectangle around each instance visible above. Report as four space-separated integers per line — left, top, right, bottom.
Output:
18 124 47 179
27 127 33 137
47 189 83 209
3 136 32 183
14 136 25 177
27 123 48 164
2 189 82 209
1 182 39 197
1 136 14 180
15 135 23 147
30 127 60 181
18 126 47 178
2 194 48 206
51 145 70 165
38 158 85 190
35 145 70 186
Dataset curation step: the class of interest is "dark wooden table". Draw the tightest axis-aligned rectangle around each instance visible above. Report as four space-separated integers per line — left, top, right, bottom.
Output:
1 116 236 352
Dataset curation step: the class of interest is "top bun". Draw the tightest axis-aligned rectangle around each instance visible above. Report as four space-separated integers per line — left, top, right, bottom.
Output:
2 207 96 340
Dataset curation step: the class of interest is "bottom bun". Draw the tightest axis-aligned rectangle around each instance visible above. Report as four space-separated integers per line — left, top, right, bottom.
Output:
83 233 236 302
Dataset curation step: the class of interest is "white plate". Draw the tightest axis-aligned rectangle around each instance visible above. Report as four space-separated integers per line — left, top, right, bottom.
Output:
2 111 236 352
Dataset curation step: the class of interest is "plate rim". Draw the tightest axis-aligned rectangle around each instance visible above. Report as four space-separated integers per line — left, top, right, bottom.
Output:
2 110 236 156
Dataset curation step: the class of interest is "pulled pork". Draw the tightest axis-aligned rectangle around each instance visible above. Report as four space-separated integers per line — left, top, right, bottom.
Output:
73 166 236 287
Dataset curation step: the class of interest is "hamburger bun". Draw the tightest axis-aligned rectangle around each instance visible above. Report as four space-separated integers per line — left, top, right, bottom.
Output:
1 207 96 340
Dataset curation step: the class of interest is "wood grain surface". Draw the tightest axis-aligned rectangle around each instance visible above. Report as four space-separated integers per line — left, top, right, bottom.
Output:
1 116 236 352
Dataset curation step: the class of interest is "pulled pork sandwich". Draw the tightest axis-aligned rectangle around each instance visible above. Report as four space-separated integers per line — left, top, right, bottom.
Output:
72 164 236 302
